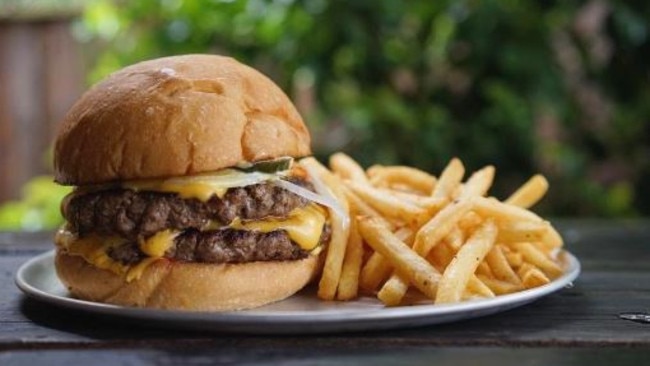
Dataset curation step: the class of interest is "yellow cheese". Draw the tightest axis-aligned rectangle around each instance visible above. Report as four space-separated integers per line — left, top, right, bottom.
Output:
138 229 178 257
56 229 129 276
56 228 176 282
230 204 327 251
123 169 272 201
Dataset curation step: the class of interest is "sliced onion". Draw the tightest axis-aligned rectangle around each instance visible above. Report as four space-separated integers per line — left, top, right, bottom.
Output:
288 166 349 229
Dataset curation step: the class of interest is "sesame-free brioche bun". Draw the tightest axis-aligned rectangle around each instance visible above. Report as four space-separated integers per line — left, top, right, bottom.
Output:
55 249 319 311
54 54 311 186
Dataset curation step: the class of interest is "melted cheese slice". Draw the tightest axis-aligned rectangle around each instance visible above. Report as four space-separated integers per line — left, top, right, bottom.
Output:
231 204 327 251
123 170 274 201
56 204 327 282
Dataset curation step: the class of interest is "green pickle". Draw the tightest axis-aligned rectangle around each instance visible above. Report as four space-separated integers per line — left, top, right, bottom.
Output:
236 157 293 174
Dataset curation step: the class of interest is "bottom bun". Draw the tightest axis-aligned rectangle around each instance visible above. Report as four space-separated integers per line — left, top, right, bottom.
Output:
54 250 319 311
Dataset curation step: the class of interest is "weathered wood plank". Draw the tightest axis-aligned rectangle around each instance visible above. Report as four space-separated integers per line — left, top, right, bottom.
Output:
2 346 650 366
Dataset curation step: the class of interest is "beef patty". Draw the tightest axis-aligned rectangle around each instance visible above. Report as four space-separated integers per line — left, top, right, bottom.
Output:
63 178 313 240
109 225 332 265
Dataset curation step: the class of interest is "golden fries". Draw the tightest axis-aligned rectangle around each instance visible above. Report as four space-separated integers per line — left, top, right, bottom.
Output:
330 152 369 183
506 175 549 208
436 220 498 304
337 217 364 300
300 158 351 301
359 217 442 301
432 158 465 199
308 155 566 307
367 165 437 194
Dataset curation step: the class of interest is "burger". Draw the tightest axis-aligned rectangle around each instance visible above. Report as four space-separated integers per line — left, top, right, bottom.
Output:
53 54 335 311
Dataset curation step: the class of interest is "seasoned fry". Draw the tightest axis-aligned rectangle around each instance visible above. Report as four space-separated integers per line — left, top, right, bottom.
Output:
436 220 498 304
505 251 524 268
497 220 549 243
330 152 369 183
458 165 495 199
377 274 410 306
359 217 442 301
515 242 564 279
477 274 522 295
346 181 426 223
383 189 448 212
359 227 414 292
444 226 465 251
337 217 364 300
473 196 543 223
506 175 549 208
413 199 474 256
367 165 437 194
485 245 522 285
343 186 394 230
432 158 465 199
518 263 551 288
466 276 496 298
301 158 352 301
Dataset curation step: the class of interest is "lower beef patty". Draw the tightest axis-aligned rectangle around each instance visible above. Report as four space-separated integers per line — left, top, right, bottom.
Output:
63 178 313 240
108 225 331 265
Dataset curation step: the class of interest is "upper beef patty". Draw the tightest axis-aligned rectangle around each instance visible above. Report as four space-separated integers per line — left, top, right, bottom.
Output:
63 178 313 240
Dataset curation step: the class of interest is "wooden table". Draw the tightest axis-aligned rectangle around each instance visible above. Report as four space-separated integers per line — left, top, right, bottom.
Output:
1 220 650 364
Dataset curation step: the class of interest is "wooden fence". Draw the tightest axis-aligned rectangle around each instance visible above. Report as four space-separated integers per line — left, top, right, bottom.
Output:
0 17 83 202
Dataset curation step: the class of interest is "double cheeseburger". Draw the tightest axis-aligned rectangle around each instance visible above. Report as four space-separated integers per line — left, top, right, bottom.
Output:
53 54 332 311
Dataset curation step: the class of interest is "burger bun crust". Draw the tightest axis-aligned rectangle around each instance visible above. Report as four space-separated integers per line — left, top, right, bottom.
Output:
54 54 311 185
55 249 320 311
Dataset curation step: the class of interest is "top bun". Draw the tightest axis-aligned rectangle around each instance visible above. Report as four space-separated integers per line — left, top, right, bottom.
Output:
54 54 311 185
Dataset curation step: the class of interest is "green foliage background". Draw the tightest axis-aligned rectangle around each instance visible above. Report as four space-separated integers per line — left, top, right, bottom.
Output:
2 0 649 230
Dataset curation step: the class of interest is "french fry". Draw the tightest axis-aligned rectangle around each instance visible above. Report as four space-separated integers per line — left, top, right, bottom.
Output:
496 220 549 243
383 189 448 212
458 165 495 199
337 217 364 300
518 263 551 289
515 242 564 279
343 186 395 230
346 180 426 223
466 276 496 298
330 152 369 183
377 274 410 306
475 261 494 277
359 217 442 302
432 158 465 199
366 165 437 194
477 274 522 295
444 226 465 251
485 245 522 285
413 199 474 256
505 251 524 268
473 196 543 223
436 220 498 304
506 174 549 208
301 158 352 301
359 227 414 292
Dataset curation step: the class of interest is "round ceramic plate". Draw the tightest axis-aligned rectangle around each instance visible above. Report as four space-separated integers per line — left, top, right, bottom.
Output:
15 250 580 334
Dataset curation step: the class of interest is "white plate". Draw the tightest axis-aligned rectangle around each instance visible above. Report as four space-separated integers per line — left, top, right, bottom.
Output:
15 250 580 334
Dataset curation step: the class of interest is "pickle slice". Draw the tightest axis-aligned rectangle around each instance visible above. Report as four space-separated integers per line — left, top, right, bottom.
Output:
236 157 294 173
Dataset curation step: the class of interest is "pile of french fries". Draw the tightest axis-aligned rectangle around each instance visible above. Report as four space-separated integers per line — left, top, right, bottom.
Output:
300 154 566 306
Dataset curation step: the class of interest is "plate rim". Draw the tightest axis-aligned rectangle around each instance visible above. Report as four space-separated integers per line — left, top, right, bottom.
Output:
15 249 581 328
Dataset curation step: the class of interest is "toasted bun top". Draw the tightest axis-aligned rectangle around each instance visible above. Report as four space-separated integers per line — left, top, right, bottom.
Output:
54 54 311 185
